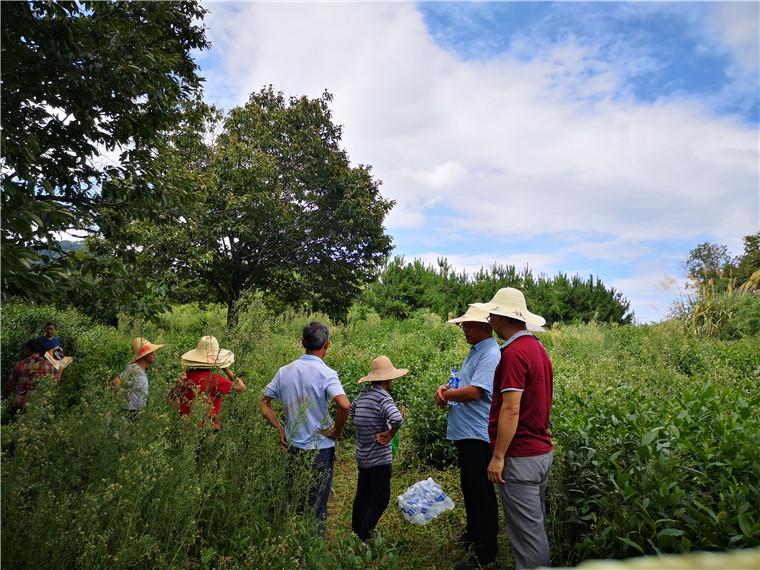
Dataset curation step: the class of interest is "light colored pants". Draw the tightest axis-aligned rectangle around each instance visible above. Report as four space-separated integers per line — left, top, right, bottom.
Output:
498 452 553 570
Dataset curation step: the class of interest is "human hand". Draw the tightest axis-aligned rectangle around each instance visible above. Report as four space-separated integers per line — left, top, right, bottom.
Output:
322 425 343 442
435 385 449 408
487 456 505 484
278 427 288 449
234 377 246 393
375 430 393 446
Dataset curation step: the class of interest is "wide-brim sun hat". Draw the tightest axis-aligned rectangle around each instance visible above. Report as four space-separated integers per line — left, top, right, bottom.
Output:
181 335 235 369
131 337 165 362
447 306 491 325
358 355 409 383
470 287 546 328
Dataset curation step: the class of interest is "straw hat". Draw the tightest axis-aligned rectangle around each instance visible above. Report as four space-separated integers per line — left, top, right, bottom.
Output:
131 337 165 362
181 336 235 369
358 355 409 384
470 287 546 328
447 306 490 325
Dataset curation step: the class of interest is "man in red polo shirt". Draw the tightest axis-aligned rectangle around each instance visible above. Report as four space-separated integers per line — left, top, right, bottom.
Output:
471 288 553 570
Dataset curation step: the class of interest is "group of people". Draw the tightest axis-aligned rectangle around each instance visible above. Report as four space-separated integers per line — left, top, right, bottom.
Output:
4 287 553 570
113 335 246 426
2 322 64 419
259 287 554 570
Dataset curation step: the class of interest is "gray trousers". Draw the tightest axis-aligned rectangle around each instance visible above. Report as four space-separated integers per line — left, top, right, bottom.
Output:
498 451 553 570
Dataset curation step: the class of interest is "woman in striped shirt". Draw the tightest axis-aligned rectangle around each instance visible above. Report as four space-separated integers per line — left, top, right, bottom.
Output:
350 355 407 541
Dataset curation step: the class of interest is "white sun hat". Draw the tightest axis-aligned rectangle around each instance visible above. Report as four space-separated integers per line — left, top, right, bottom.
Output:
447 306 491 325
181 336 235 369
470 287 546 328
358 355 409 383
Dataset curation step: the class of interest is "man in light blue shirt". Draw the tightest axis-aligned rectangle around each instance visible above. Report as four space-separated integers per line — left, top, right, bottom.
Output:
435 307 500 569
260 321 350 522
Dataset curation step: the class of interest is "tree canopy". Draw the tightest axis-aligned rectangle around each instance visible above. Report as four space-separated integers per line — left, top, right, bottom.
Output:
118 87 394 325
684 232 760 290
1 1 209 303
362 257 634 325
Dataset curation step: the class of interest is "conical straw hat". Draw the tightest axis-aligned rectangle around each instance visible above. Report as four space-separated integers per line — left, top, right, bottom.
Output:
358 355 409 383
181 336 235 369
131 338 165 362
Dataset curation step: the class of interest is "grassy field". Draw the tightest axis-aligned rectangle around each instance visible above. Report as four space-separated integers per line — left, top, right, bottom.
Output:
2 299 758 568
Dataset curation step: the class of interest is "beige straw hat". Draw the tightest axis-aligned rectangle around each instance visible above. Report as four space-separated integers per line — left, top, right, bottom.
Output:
470 287 546 328
447 306 490 325
358 355 409 384
181 336 235 369
131 337 165 362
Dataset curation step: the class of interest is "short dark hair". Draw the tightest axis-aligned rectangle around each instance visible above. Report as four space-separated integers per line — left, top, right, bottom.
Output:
25 338 45 355
45 321 57 328
302 321 329 351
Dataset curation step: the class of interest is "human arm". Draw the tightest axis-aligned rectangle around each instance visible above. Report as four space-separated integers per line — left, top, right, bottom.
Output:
220 368 246 393
259 395 287 449
440 385 484 403
323 394 350 441
487 390 522 483
376 397 404 445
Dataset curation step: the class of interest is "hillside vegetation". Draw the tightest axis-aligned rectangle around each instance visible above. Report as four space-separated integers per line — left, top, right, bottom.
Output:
2 298 758 568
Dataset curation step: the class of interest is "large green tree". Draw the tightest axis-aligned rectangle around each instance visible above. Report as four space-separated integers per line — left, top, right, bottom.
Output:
130 87 394 325
1 1 209 307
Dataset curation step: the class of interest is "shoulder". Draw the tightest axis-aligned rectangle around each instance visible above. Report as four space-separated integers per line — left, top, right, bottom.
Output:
479 341 501 362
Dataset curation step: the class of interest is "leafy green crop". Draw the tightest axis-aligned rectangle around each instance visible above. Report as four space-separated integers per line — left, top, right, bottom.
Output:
2 301 758 568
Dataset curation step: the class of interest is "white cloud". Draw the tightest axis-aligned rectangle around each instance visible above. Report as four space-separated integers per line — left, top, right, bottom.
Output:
202 2 759 319
414 251 566 277
612 272 689 324
712 2 759 73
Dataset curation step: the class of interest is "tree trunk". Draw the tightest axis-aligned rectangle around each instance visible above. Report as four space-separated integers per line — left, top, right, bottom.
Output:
226 295 239 329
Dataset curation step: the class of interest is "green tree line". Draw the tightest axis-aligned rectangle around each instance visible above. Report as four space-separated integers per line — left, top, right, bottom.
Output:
362 257 633 325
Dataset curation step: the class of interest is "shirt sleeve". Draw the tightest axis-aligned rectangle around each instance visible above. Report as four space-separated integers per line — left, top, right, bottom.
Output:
499 347 528 393
324 373 345 400
470 351 499 393
382 396 404 429
213 373 233 395
262 370 280 399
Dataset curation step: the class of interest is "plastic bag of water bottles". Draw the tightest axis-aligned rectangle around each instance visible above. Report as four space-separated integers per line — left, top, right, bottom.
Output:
397 478 455 525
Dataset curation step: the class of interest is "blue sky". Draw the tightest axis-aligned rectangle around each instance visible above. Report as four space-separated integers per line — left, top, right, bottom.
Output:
197 2 759 322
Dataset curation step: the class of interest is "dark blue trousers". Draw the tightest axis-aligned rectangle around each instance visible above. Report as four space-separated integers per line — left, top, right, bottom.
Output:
288 446 335 522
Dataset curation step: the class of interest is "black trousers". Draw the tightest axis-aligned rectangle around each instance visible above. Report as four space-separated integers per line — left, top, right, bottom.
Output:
352 463 392 540
455 439 498 560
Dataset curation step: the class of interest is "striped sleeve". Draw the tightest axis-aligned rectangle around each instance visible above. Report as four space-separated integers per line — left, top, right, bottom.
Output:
382 396 403 429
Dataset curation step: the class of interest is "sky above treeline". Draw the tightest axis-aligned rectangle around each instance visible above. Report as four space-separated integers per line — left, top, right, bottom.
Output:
196 1 759 322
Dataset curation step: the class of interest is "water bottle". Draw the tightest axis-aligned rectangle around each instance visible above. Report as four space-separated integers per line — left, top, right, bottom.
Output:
447 367 460 406
398 478 455 524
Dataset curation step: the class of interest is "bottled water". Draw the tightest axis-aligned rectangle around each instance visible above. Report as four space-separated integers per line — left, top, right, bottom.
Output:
397 477 455 525
447 367 460 406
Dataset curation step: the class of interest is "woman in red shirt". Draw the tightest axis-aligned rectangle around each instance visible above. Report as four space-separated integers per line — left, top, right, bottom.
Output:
177 336 246 428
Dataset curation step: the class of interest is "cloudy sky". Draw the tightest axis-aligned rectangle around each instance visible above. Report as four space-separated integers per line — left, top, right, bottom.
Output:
196 2 759 322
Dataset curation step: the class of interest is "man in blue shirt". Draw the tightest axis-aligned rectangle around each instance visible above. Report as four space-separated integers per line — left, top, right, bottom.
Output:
260 321 350 523
36 322 62 352
436 306 500 569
